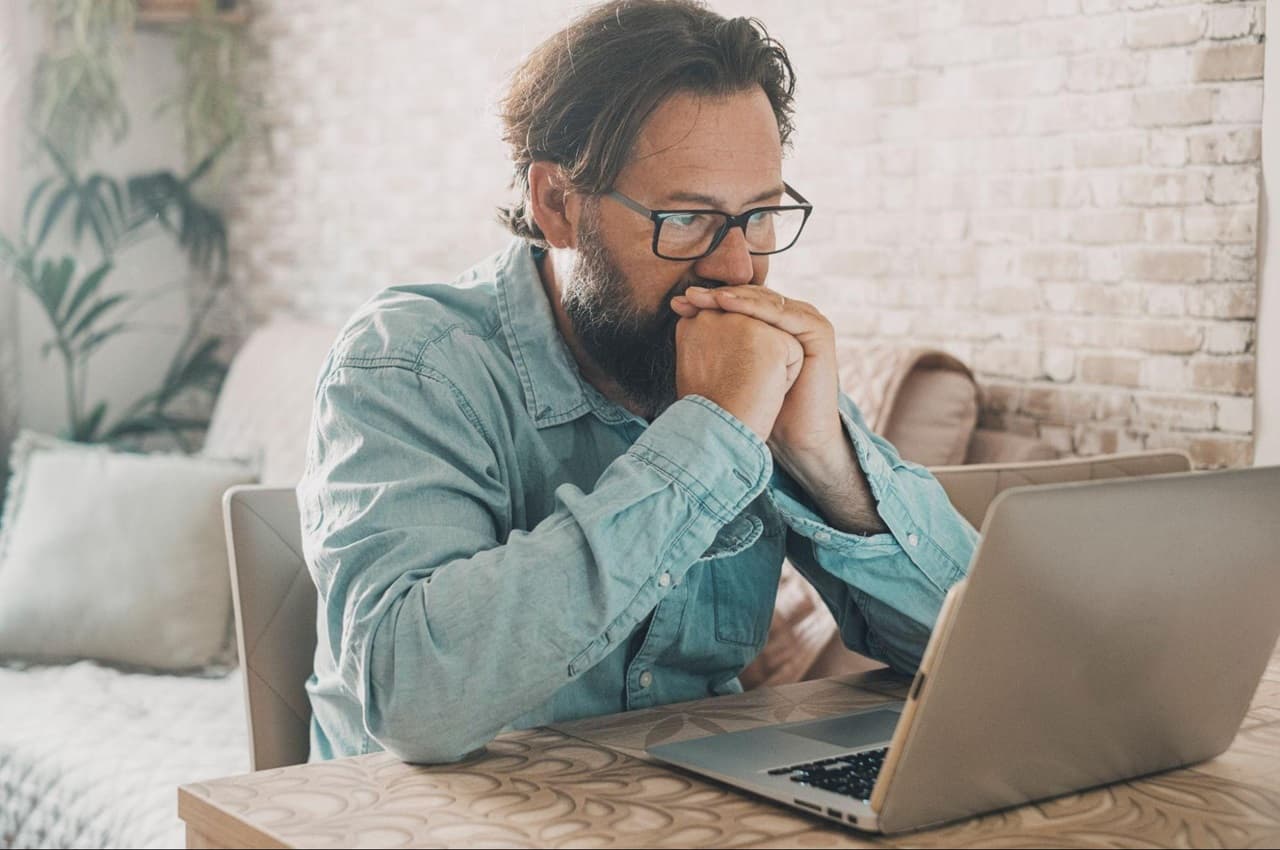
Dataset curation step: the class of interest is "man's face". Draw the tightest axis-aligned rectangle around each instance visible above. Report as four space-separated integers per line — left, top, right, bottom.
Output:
562 86 785 418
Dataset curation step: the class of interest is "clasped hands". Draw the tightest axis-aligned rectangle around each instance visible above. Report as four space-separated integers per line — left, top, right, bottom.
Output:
670 285 857 497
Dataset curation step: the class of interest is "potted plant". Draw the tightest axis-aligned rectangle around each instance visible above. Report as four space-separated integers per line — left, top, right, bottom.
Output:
0 0 248 451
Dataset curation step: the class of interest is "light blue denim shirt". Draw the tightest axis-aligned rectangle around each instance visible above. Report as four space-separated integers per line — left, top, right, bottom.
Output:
298 238 979 763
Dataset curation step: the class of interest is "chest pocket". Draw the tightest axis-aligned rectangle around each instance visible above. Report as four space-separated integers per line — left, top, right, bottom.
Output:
703 504 785 648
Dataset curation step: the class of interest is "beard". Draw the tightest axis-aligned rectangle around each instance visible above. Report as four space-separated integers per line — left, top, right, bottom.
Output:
561 213 708 420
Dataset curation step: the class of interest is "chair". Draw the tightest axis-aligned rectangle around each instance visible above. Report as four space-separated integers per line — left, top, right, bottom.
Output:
223 485 316 771
931 450 1194 529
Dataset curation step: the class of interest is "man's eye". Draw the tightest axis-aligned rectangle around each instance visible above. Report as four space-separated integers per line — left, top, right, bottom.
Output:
664 213 707 229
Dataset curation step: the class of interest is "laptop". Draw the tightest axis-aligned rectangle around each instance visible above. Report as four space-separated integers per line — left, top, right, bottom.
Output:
647 465 1280 834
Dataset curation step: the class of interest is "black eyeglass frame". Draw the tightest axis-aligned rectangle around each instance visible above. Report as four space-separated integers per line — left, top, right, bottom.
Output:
605 182 814 261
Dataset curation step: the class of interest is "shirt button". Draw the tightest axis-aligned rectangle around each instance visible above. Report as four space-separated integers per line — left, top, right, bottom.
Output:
638 670 653 689
658 572 671 588
815 531 832 543
908 533 920 547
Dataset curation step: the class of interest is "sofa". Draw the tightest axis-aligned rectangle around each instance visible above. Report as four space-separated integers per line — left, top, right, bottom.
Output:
0 318 1058 848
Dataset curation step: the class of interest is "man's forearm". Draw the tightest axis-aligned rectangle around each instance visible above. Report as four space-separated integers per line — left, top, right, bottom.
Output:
771 436 890 536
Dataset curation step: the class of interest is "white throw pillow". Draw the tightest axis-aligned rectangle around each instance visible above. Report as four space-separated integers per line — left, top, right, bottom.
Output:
0 431 256 671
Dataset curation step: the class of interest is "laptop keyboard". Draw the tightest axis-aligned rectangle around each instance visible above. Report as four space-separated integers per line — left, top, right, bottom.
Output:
767 746 888 801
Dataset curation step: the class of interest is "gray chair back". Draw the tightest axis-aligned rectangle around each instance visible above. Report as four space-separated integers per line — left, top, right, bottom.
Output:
932 450 1194 530
224 485 316 771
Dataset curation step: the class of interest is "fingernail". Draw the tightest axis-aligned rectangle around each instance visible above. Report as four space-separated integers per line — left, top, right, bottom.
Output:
687 286 708 294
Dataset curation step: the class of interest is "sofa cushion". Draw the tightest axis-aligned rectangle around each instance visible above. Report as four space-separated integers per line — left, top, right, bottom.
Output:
836 343 979 467
0 431 255 670
204 319 341 486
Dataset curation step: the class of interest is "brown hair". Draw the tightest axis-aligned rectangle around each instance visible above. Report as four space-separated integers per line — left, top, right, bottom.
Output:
498 0 797 244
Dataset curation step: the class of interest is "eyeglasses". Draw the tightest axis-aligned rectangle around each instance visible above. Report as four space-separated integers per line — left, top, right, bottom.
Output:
604 183 813 261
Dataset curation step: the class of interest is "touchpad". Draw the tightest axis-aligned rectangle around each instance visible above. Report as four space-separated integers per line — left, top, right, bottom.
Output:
783 706 901 749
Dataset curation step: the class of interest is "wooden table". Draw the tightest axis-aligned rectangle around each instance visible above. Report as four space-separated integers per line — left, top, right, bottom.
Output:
179 647 1280 848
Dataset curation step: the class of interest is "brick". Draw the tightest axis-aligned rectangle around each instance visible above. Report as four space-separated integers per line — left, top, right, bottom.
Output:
1067 51 1147 92
1202 321 1254 355
1043 348 1077 381
1122 247 1211 282
1188 128 1261 164
1125 8 1204 48
1183 205 1256 244
976 345 1045 380
1120 171 1207 205
1189 357 1255 396
1086 247 1126 282
1143 209 1182 242
1080 353 1143 387
1070 210 1143 243
1074 423 1147 455
1121 319 1203 353
1021 386 1100 423
1153 433 1254 468
1133 393 1217 430
1192 43 1265 82
1207 5 1258 40
979 285 1041 313
1072 135 1145 168
964 0 1047 25
1132 88 1214 127
1211 245 1256 281
1020 248 1083 279
1214 84 1263 123
1216 396 1254 433
1207 165 1259 204
1143 284 1185 316
971 212 1036 243
1146 131 1188 166
1146 48 1190 86
1038 425 1076 454
1141 355 1189 390
1185 284 1257 319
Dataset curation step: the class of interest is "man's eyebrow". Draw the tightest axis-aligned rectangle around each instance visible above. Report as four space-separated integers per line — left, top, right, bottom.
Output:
663 185 786 209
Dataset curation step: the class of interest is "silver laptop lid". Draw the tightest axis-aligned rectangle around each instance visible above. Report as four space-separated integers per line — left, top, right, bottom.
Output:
874 465 1280 833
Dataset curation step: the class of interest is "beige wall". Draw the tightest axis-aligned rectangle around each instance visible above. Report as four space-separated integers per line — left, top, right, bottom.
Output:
221 0 1262 468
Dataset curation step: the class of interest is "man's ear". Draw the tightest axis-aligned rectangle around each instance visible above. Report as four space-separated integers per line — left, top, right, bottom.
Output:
528 161 580 249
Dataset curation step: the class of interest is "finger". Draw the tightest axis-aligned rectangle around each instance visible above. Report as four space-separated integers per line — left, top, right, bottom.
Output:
669 295 701 318
683 285 826 346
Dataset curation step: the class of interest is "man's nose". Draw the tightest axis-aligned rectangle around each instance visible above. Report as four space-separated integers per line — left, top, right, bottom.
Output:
693 225 755 287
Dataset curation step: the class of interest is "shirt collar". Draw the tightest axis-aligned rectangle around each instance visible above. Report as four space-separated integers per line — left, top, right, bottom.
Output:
495 238 635 429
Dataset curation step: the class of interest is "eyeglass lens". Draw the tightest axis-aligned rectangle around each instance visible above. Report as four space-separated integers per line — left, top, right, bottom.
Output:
656 208 806 259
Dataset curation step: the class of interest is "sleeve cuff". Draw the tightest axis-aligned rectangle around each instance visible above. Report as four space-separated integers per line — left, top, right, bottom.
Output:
768 407 899 552
628 395 772 525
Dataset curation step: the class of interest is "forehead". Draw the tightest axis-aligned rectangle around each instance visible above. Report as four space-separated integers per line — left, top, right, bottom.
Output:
619 86 783 202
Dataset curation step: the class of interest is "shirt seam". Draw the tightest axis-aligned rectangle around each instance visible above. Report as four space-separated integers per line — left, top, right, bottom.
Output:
323 360 495 447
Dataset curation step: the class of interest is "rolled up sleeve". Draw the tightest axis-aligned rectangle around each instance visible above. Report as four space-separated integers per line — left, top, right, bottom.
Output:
768 393 979 673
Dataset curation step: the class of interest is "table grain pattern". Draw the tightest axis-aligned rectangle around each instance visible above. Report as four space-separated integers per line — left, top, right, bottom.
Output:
179 647 1280 848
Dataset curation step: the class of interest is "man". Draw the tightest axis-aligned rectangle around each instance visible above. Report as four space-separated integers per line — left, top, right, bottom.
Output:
299 0 978 764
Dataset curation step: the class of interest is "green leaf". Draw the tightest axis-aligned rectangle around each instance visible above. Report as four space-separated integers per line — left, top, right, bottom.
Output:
61 262 112 325
75 321 130 358
68 293 128 342
22 176 57 233
34 256 76 322
104 413 210 441
35 184 75 250
80 401 109 442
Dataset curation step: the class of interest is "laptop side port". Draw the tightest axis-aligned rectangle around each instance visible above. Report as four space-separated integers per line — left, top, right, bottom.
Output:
848 814 859 825
794 799 821 813
827 808 841 818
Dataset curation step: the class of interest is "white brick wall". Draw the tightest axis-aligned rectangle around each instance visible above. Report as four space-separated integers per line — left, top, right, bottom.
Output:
226 0 1263 469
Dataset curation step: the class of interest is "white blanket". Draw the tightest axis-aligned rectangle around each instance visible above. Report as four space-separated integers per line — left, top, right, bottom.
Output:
1 662 248 849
